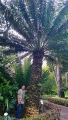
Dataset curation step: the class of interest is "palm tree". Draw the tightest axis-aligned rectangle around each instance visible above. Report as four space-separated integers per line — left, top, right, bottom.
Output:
0 0 68 117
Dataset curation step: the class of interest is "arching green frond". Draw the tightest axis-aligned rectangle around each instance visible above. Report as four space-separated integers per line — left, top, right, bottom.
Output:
11 0 34 39
38 0 55 34
46 19 68 44
18 0 31 24
0 2 34 42
46 2 68 38
44 0 55 31
25 0 37 32
53 19 68 41
0 0 68 54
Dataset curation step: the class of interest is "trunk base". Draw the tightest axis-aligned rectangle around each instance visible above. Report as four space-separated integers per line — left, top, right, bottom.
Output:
24 105 39 117
58 91 65 98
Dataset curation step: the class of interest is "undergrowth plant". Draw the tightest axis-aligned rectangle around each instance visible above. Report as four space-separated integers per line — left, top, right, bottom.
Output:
0 76 18 114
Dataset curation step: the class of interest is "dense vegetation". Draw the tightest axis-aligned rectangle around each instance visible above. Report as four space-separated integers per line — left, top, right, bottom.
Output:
0 0 68 118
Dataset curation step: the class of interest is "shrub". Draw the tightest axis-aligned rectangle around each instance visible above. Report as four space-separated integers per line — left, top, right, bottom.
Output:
0 79 18 114
48 97 68 107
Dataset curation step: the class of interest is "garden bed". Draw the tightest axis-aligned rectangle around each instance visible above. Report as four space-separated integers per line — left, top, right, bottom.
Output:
0 109 60 120
22 109 60 120
0 100 61 120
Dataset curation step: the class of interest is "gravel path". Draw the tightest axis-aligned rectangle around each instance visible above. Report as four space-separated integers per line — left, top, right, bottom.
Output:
60 105 68 120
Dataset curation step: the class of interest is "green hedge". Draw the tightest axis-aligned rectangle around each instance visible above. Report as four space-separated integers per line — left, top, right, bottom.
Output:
48 97 68 106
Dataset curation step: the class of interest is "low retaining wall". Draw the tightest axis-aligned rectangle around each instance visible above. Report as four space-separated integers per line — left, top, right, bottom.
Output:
22 109 60 120
22 100 60 120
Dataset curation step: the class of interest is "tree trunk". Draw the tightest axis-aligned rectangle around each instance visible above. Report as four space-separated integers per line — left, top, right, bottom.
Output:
56 65 64 98
25 49 44 117
66 72 68 87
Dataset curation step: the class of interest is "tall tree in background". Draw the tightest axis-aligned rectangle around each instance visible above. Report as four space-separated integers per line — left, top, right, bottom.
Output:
0 0 68 116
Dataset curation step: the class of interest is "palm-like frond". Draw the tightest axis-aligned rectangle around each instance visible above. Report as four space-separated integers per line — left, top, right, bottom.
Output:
0 0 68 57
18 0 31 24
46 3 68 38
26 0 37 31
1 3 32 39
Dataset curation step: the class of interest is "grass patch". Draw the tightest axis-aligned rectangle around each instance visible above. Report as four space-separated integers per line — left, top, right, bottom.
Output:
42 94 58 100
42 92 68 100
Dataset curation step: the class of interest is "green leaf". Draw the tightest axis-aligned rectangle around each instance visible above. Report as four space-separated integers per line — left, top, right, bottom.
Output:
0 93 3 101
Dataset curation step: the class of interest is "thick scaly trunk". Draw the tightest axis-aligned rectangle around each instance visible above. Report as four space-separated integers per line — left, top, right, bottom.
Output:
25 49 44 117
56 65 64 98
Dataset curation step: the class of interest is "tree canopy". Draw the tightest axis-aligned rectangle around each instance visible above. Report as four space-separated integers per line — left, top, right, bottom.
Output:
0 0 68 61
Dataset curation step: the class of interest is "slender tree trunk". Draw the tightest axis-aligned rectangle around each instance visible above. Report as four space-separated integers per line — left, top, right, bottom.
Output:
25 49 44 117
66 72 68 87
56 65 64 98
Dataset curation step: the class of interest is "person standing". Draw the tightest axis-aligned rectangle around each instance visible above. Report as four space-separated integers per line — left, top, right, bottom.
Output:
16 85 26 120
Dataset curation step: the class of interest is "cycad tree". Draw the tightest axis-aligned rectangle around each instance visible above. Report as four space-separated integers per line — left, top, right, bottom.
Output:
0 0 68 117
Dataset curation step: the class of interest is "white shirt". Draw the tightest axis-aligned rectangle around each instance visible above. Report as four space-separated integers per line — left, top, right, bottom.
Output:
18 89 25 104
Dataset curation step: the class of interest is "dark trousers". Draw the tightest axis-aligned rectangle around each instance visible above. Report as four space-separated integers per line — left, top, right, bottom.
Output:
16 104 24 119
